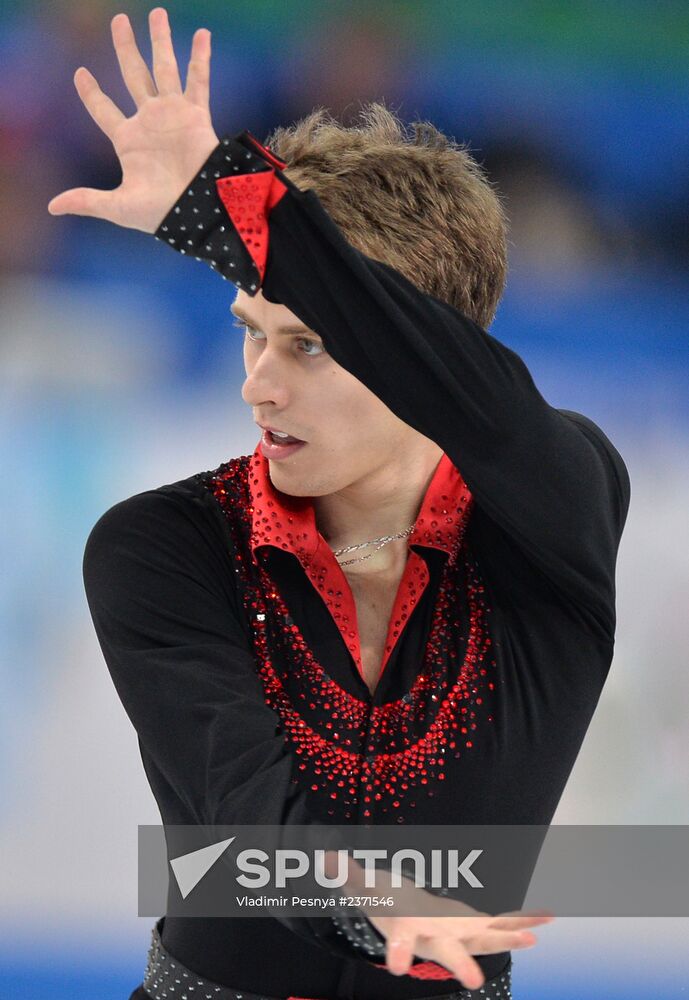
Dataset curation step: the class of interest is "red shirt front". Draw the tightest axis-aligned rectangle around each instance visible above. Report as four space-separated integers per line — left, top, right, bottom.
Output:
249 445 473 687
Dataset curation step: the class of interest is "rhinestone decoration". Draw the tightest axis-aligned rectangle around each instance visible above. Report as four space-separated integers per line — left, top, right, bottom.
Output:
140 918 512 999
153 135 286 296
198 451 497 825
245 449 475 684
216 169 287 283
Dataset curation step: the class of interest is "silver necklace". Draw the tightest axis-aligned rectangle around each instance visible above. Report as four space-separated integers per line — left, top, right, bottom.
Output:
333 523 416 567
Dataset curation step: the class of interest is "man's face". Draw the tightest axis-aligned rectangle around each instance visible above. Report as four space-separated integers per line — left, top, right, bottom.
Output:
236 289 423 498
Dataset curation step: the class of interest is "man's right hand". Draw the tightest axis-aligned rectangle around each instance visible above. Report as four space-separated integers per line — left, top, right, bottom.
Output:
48 7 219 234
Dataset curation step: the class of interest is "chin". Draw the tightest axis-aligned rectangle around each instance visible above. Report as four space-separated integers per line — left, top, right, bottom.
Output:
268 461 337 499
268 462 314 497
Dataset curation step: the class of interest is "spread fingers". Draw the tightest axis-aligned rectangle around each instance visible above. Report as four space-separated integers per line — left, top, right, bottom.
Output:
111 12 157 107
73 66 126 140
148 7 183 96
184 27 211 109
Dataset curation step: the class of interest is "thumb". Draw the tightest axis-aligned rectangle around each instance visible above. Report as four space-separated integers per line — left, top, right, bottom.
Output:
48 187 119 222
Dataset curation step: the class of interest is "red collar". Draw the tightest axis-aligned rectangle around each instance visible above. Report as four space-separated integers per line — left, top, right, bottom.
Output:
247 444 472 565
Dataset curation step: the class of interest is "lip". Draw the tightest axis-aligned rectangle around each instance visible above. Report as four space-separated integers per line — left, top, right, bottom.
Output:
257 422 306 443
259 428 307 461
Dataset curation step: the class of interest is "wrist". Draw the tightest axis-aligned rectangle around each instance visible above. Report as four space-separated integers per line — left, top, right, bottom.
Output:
330 900 388 961
153 132 288 291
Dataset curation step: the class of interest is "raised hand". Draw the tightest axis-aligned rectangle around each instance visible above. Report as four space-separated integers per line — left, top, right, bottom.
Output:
48 7 219 233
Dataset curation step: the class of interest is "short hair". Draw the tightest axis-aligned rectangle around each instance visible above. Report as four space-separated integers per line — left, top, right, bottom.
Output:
264 101 508 329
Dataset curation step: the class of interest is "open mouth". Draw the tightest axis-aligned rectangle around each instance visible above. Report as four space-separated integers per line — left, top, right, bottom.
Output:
266 429 305 444
260 429 307 460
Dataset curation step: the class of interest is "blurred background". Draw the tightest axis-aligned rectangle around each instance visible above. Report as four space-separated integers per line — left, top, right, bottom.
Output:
1 0 688 997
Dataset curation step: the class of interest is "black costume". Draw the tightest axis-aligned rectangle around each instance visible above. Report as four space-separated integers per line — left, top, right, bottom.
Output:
83 131 630 999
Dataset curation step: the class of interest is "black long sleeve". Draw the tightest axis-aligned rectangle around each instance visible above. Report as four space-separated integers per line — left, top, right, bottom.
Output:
155 131 630 641
82 486 388 966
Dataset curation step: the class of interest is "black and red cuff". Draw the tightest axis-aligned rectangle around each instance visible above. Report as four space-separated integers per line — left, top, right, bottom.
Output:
154 130 289 296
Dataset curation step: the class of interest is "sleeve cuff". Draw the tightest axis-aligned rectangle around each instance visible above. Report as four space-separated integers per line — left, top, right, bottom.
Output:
329 902 388 961
154 131 289 296
334 860 459 980
330 902 456 981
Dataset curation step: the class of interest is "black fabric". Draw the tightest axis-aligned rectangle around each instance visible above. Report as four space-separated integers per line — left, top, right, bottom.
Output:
154 133 269 290
130 916 512 999
84 132 631 999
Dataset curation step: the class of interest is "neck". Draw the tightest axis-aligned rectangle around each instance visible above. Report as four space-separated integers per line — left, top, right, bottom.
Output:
313 441 444 575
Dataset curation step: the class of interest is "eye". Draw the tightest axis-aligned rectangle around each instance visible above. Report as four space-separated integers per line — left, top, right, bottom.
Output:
297 337 326 357
233 319 265 341
232 319 326 357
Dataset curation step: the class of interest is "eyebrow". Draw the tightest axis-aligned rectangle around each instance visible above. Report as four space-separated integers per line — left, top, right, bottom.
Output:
230 303 317 337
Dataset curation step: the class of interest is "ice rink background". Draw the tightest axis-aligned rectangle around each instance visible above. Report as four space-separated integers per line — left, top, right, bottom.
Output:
1 1 688 997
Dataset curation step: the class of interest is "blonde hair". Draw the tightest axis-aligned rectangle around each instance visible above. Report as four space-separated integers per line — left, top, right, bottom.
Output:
265 101 508 328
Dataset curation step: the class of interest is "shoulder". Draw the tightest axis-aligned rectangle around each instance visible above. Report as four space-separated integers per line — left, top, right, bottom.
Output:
84 474 210 557
557 409 631 518
83 457 253 594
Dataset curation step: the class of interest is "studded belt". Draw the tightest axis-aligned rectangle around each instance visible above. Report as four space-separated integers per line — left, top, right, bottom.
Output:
141 918 513 1000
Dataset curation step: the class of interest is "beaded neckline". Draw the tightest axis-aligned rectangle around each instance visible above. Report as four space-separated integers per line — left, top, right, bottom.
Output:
198 456 497 823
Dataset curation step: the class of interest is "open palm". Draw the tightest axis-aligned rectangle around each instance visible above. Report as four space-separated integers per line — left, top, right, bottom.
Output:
48 7 219 233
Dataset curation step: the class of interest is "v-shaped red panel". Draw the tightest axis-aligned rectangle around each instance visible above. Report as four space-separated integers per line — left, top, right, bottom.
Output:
216 170 288 283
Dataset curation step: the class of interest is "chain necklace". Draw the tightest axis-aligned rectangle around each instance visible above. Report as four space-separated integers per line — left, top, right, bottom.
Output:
333 523 416 567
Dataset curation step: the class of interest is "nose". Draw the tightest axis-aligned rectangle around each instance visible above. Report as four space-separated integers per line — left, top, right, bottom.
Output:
241 346 291 409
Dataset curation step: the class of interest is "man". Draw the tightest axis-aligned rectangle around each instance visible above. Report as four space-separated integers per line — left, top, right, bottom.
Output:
51 7 629 999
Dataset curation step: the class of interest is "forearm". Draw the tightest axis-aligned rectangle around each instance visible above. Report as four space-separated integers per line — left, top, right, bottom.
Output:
155 131 630 634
